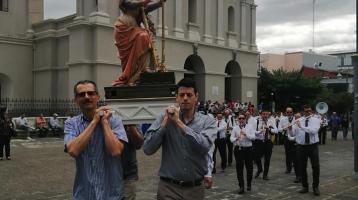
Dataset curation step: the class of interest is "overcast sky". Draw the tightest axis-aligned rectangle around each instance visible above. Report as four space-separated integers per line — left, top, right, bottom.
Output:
44 0 356 54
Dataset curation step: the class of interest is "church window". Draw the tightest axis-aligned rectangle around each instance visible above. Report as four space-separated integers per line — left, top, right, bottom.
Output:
188 0 197 23
228 6 235 32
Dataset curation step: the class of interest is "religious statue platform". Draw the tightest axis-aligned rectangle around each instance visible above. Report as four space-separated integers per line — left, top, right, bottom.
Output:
104 72 176 124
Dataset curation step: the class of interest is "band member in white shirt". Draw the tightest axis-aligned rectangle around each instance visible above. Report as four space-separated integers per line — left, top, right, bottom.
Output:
231 114 255 194
292 105 320 196
252 110 278 180
318 113 328 145
278 107 296 174
212 112 227 173
224 109 236 167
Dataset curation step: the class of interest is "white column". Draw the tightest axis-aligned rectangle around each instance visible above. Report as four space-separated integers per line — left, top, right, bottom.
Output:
250 4 257 50
74 0 85 21
216 0 225 45
240 1 247 49
89 0 110 24
203 0 213 43
173 0 185 38
157 7 168 37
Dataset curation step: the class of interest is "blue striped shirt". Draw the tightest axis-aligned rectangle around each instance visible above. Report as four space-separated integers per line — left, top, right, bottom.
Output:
64 114 128 200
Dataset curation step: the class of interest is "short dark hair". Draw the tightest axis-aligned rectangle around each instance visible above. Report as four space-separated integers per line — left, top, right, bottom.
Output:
176 78 197 94
303 104 312 110
73 80 98 96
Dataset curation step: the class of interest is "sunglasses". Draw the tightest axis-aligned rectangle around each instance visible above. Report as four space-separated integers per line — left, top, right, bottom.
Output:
286 111 293 113
76 91 97 98
238 118 245 120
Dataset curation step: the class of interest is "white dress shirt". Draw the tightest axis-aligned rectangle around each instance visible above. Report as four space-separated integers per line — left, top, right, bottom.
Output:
230 124 255 147
216 119 227 139
251 117 278 141
293 116 320 145
278 116 295 139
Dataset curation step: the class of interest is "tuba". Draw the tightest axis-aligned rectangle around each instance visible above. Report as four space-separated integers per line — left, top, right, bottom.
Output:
316 102 328 114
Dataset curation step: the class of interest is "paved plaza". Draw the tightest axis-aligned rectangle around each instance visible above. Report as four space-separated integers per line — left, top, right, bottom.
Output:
0 132 358 200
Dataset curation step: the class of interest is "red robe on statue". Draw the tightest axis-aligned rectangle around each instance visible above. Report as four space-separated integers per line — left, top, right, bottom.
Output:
112 21 151 86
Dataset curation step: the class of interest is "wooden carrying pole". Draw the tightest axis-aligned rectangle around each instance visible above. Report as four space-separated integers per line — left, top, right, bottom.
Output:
161 1 166 71
141 7 160 71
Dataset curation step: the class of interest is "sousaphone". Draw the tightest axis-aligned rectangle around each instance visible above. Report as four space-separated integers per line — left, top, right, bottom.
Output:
316 102 329 114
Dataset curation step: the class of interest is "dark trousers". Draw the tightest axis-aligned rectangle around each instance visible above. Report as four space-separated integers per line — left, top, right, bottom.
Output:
0 135 11 158
284 138 296 172
318 127 327 145
213 138 227 170
226 134 233 165
297 144 320 188
157 179 205 200
331 126 338 140
342 127 348 139
234 146 253 189
253 140 273 177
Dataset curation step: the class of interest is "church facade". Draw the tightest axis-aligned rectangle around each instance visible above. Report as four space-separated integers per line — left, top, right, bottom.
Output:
0 0 258 103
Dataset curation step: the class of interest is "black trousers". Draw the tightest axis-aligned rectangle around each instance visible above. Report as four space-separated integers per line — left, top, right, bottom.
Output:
297 144 320 188
253 140 273 176
226 134 233 165
213 138 227 170
331 126 338 140
318 127 327 144
284 138 296 172
0 135 11 158
234 146 253 188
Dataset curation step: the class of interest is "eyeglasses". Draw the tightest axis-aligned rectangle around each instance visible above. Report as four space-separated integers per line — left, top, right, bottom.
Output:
76 91 97 98
238 118 245 120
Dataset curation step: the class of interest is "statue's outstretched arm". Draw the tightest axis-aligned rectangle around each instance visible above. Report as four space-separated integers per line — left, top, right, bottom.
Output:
146 1 165 13
121 0 145 10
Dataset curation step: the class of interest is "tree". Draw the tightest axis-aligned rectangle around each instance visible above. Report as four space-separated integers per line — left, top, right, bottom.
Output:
258 68 323 112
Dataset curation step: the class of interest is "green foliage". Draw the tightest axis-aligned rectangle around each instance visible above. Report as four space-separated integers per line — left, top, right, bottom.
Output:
258 68 322 111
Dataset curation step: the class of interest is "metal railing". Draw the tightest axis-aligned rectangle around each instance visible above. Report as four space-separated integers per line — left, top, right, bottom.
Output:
0 98 106 118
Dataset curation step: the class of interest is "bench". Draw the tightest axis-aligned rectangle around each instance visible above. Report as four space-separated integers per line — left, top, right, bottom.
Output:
11 116 68 138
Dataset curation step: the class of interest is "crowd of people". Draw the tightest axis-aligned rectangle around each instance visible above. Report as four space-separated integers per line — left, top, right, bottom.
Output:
58 77 355 200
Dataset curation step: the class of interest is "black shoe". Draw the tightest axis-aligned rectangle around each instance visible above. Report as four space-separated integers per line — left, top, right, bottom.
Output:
263 176 270 181
255 170 262 178
238 188 245 194
6 157 11 160
294 178 301 183
299 187 309 193
0 157 3 161
313 188 320 196
247 186 251 191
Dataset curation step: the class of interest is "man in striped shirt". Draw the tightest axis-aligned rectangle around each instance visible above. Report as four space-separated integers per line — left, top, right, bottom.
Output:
64 80 128 200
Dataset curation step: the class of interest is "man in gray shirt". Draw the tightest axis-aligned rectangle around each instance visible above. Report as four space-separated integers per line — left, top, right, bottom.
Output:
143 78 217 200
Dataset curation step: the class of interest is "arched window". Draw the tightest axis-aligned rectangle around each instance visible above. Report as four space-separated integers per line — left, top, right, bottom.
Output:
228 6 235 32
188 0 197 23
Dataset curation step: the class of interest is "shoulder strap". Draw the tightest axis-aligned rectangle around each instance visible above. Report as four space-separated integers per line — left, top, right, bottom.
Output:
256 118 259 131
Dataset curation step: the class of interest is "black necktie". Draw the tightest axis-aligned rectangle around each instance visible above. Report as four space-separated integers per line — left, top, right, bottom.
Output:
305 118 310 144
217 121 220 139
264 121 269 141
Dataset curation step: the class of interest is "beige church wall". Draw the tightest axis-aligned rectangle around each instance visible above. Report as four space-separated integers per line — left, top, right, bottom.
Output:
0 38 33 98
204 73 226 102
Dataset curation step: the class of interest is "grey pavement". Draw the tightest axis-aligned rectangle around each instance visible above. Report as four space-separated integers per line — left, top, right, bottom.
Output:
0 131 358 200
